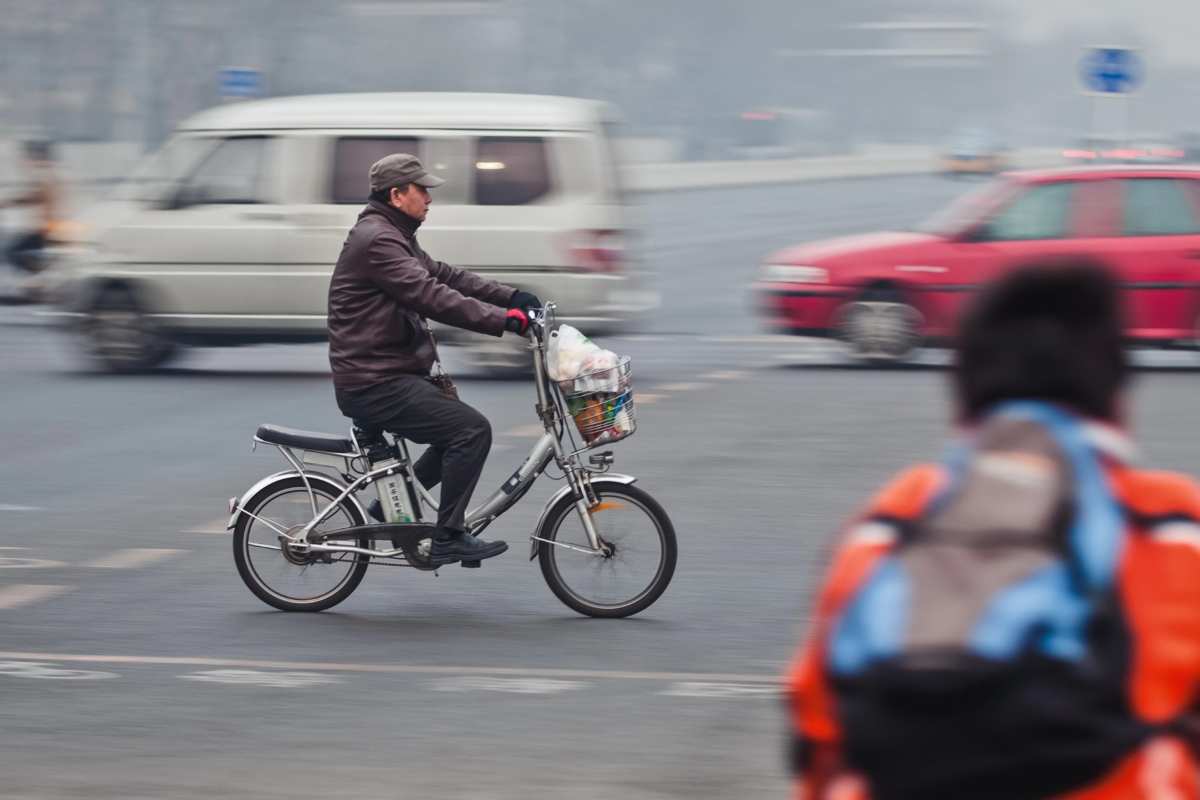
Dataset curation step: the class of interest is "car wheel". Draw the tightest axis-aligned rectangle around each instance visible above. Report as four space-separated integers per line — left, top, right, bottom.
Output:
81 285 178 373
836 289 922 362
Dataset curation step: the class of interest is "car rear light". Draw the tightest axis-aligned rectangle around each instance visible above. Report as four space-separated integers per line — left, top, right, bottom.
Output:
566 230 624 274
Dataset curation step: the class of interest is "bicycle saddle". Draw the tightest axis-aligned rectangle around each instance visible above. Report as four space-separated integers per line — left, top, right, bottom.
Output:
255 424 358 455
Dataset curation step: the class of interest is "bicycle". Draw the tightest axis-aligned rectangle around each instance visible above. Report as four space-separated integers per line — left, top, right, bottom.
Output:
228 304 677 618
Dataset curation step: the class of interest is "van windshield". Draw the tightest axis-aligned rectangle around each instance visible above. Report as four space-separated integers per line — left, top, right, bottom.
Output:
115 136 217 203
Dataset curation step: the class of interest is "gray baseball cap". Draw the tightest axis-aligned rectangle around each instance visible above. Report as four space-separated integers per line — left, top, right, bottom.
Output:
368 153 445 192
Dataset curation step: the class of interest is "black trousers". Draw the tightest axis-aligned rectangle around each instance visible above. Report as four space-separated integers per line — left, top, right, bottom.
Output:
335 375 492 533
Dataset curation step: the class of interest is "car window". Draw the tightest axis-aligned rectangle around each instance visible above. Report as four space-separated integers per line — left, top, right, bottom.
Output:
331 137 420 204
1121 178 1200 236
178 137 268 206
474 137 552 205
982 182 1073 241
1071 180 1121 238
917 179 1016 237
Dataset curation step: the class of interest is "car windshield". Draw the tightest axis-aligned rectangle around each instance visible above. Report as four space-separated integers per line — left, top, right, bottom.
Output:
114 135 217 203
917 179 1016 236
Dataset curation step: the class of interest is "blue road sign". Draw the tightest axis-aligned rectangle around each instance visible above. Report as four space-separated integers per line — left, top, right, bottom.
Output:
1081 48 1142 94
219 68 262 99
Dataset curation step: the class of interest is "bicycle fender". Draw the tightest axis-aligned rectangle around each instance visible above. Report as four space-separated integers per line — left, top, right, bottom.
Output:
227 470 366 531
529 473 638 560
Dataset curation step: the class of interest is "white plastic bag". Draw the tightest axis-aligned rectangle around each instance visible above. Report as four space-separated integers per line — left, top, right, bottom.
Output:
574 350 621 393
547 325 604 382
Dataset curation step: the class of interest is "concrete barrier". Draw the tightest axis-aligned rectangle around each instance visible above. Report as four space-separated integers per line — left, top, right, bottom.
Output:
0 139 1066 204
621 147 1067 193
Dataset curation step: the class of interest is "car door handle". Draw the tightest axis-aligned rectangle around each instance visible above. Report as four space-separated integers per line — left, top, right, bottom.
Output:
1185 250 1200 260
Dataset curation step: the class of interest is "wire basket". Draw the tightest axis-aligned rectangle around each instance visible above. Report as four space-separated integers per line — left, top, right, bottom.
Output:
559 357 636 447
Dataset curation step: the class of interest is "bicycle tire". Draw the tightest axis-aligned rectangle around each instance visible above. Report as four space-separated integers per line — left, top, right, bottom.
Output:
537 483 676 618
233 476 370 612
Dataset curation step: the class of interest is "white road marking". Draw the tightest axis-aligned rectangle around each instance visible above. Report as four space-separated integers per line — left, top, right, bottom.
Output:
502 424 545 438
0 652 781 684
429 676 587 695
182 517 230 535
636 393 665 406
0 584 71 609
180 669 341 688
656 382 706 393
85 548 186 569
660 681 783 699
700 370 748 381
0 504 42 512
698 334 798 345
0 660 117 680
0 547 65 569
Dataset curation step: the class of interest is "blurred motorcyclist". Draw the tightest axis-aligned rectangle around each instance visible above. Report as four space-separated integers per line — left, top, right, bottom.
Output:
2 140 63 284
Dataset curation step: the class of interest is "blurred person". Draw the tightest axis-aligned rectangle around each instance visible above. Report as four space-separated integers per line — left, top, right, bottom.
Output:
327 153 540 568
2 139 62 277
787 260 1200 799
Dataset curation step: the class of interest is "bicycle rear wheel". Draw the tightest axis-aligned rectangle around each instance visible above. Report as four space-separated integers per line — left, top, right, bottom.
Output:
537 483 676 618
232 477 370 612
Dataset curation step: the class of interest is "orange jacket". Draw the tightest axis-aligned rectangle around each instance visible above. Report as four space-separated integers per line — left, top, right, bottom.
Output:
788 432 1200 799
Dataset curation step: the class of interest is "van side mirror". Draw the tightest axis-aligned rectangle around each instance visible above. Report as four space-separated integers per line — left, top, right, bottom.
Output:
165 185 203 210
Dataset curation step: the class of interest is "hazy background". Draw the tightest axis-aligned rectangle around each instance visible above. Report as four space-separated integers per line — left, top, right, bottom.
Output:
4 0 1200 156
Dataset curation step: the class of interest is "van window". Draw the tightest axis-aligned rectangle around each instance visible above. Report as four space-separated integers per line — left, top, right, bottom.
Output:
116 135 216 203
474 137 551 205
332 137 419 204
177 137 268 206
1121 179 1200 236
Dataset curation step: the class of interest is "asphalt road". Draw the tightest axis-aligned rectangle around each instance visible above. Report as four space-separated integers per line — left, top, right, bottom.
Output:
6 175 1200 799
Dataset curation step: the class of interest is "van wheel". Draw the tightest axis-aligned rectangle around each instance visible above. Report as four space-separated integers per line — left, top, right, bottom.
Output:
836 288 922 362
81 286 178 373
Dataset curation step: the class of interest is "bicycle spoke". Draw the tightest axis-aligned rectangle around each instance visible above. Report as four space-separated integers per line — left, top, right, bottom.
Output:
548 492 665 610
242 488 361 603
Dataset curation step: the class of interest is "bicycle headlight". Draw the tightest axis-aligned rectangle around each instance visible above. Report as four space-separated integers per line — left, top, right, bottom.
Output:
761 264 828 284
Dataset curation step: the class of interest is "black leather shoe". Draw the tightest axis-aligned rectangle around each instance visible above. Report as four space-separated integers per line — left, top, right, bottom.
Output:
430 530 508 566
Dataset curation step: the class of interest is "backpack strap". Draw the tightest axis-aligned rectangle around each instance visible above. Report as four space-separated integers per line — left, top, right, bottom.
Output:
987 401 1125 592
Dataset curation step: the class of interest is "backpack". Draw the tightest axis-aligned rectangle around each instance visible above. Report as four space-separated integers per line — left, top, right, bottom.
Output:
827 402 1154 800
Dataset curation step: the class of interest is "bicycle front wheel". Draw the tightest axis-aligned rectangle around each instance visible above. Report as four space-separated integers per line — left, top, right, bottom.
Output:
232 476 370 612
537 483 676 618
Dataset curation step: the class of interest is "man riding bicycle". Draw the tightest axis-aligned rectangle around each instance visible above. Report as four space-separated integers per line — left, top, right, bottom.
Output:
327 153 540 568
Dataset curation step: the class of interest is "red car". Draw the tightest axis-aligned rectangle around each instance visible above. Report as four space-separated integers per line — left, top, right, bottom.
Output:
756 166 1200 359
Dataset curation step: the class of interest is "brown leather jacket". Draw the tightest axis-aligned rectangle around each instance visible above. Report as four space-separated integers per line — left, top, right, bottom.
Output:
328 200 515 389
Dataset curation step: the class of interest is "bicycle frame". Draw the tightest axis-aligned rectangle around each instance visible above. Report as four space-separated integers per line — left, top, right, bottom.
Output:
233 305 618 561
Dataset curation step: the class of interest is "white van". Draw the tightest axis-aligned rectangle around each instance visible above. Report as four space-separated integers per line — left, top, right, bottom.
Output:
57 93 655 371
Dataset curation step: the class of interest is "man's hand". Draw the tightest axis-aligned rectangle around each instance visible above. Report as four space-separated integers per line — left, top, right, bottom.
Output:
505 308 530 335
509 290 542 313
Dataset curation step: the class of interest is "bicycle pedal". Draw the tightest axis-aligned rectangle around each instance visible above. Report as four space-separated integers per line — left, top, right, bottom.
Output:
461 560 481 569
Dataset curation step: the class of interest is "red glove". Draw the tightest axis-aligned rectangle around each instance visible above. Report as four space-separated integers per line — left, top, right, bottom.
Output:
504 308 529 335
